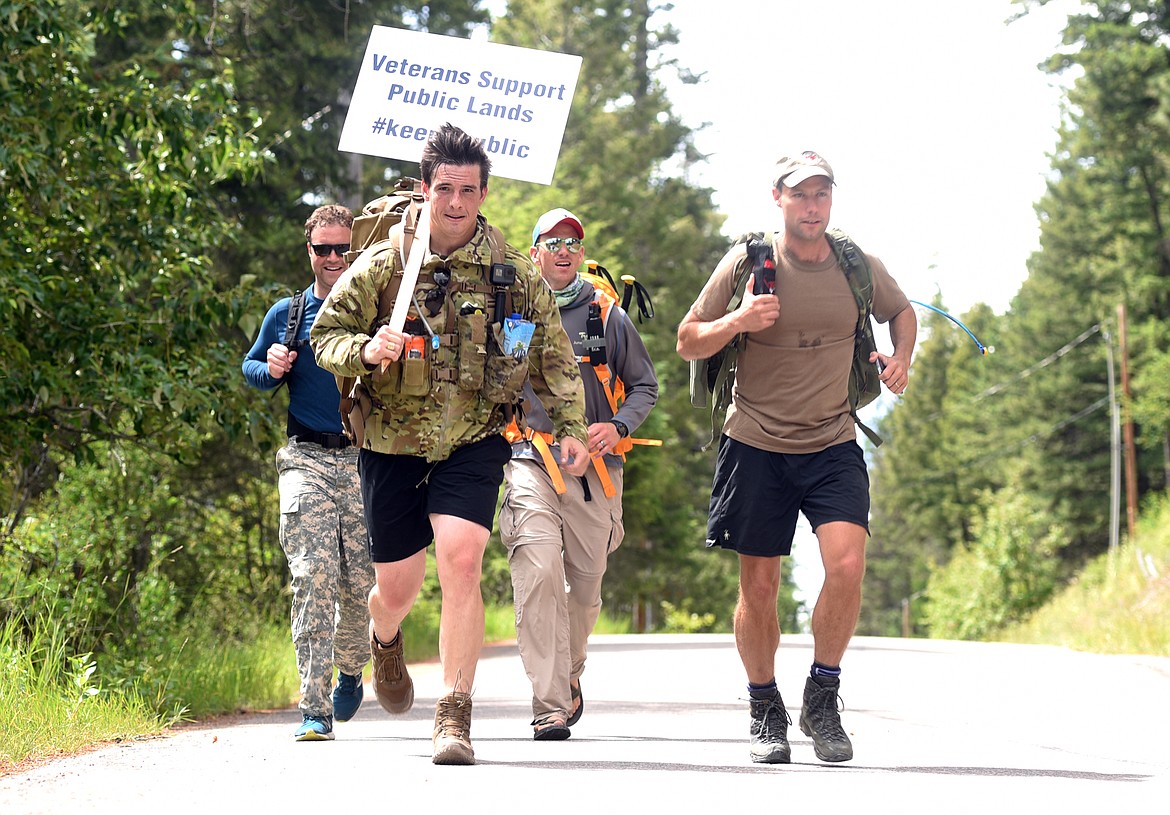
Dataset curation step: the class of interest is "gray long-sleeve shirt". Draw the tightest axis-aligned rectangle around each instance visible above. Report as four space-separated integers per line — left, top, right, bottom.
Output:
512 280 658 467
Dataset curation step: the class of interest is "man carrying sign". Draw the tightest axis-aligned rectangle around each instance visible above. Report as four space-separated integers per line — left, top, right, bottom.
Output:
311 123 589 766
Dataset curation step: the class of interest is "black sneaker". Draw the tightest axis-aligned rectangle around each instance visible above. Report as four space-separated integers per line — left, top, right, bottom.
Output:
799 675 853 762
748 691 791 764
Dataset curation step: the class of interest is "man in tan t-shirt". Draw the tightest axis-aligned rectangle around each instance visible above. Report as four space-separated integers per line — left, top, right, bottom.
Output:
676 150 916 765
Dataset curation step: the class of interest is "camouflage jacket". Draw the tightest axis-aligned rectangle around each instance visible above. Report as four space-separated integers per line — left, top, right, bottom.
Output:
311 218 587 462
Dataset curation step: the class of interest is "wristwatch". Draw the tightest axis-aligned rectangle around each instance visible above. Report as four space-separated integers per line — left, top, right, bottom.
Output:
610 419 630 439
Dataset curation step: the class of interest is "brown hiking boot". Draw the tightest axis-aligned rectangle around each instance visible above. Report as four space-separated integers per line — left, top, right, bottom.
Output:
369 622 414 714
432 691 475 765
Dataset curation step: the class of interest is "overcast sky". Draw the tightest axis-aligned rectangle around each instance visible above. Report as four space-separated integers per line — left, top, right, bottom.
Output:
658 0 1080 318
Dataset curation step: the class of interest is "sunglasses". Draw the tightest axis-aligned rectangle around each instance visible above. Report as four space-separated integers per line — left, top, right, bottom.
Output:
311 243 350 257
536 237 584 254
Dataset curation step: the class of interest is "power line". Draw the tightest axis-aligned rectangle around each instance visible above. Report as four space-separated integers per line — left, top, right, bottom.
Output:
978 324 1101 399
919 323 1101 423
894 395 1110 486
887 321 1111 484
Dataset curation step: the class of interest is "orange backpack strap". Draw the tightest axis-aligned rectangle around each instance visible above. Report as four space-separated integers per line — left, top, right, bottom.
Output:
503 420 568 495
530 432 569 495
581 290 622 414
591 456 617 498
592 363 621 416
504 416 626 499
581 288 660 458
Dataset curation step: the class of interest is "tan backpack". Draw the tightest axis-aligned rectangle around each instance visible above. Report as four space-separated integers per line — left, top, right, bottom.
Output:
335 180 509 447
344 176 425 267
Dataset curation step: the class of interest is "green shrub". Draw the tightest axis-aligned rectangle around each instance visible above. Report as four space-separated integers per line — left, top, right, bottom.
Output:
999 494 1170 655
923 484 1064 640
659 601 717 633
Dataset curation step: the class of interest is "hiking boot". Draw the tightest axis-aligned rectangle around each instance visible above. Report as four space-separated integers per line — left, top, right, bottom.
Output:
370 622 414 714
432 691 475 765
293 715 334 742
799 675 854 762
748 691 791 764
332 671 363 722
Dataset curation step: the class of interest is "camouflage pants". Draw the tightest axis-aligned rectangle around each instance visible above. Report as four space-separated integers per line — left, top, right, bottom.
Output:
277 440 374 718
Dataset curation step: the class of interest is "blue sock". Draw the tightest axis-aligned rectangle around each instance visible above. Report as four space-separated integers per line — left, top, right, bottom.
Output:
748 679 778 699
810 662 841 681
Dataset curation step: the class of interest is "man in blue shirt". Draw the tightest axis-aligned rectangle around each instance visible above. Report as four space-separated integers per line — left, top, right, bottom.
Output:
242 204 375 741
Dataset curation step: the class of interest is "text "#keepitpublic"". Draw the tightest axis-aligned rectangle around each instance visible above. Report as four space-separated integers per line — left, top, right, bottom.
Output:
369 119 531 158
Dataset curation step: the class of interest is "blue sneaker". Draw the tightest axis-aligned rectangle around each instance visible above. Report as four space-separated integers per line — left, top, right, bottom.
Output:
294 715 334 741
333 672 364 722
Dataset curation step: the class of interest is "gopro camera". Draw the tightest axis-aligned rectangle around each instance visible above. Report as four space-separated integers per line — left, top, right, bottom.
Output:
490 263 516 287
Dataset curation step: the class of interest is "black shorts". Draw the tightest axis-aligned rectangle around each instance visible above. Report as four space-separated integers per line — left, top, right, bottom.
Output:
706 437 869 557
359 434 511 563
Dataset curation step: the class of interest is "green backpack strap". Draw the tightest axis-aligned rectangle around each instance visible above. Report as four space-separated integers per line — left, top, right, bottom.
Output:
827 228 883 447
698 231 771 449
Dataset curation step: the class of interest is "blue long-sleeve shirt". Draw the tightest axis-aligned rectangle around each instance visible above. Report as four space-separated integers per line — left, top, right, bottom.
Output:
242 286 345 434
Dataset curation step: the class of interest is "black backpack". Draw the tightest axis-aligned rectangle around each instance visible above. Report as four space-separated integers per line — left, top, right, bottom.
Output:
688 228 883 448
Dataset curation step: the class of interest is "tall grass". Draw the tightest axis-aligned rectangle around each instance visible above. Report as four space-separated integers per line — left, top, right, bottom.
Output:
998 495 1170 656
0 581 301 772
159 623 299 718
0 614 164 772
0 594 556 774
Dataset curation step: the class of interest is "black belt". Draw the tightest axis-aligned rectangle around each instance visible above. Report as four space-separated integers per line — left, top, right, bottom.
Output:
287 414 350 449
291 431 349 449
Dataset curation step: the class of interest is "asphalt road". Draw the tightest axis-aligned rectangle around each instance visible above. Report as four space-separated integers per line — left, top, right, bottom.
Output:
3 634 1168 814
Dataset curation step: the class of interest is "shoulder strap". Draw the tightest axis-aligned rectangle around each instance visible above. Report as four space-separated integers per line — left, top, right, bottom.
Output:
724 232 774 377
271 289 307 397
585 290 620 413
395 180 425 264
729 231 768 311
484 221 507 266
826 228 883 447
698 232 773 448
827 227 873 330
283 289 307 349
375 239 401 323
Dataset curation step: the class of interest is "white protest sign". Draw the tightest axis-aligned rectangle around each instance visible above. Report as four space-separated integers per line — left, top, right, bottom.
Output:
338 27 582 185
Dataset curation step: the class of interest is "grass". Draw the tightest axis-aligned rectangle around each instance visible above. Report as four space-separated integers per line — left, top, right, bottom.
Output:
0 614 165 774
160 623 300 719
0 605 303 773
998 496 1170 656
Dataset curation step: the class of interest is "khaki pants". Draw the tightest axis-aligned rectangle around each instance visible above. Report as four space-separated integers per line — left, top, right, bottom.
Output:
499 458 624 720
277 440 375 718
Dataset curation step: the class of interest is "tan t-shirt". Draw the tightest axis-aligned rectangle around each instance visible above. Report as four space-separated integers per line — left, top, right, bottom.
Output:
690 233 909 454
